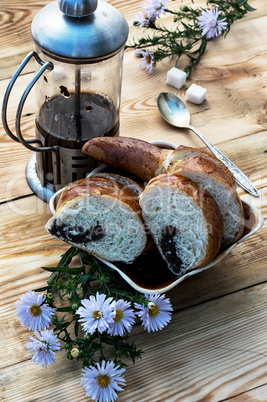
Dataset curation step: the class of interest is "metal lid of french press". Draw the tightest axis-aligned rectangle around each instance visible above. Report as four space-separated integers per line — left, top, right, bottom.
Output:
31 0 129 61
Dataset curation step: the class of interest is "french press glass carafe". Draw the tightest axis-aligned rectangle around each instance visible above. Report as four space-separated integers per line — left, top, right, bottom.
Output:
2 0 129 202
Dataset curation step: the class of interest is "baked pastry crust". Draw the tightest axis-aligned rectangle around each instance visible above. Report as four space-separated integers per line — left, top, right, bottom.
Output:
165 145 236 186
172 156 244 246
82 137 170 182
139 174 223 275
46 176 147 263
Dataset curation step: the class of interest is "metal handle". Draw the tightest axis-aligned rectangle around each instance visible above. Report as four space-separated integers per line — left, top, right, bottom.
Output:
188 124 259 197
2 51 54 152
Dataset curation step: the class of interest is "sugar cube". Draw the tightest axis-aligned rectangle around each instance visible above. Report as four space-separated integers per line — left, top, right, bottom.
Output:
185 84 207 104
166 67 187 90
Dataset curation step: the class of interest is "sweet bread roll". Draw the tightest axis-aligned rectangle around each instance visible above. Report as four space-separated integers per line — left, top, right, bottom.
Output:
82 138 237 188
89 172 144 196
82 137 170 182
173 156 244 247
165 145 236 186
139 174 223 276
45 176 147 263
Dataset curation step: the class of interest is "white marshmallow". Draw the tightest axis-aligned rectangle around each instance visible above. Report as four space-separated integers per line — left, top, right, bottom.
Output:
166 67 187 90
185 84 207 104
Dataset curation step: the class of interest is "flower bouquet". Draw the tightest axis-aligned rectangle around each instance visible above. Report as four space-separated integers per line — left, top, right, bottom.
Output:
16 247 173 401
128 0 255 75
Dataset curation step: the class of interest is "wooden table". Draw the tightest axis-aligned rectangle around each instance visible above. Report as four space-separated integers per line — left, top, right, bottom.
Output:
1 0 267 400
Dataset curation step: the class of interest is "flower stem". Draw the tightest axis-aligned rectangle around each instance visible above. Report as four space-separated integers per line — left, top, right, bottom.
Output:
128 0 255 75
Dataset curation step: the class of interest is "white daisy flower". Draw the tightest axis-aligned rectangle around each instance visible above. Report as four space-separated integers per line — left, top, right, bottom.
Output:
16 290 56 331
107 299 135 336
135 293 173 332
25 329 60 367
76 293 116 335
81 360 126 402
198 8 227 39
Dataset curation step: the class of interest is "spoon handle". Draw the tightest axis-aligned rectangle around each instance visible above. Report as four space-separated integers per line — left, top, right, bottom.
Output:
188 125 259 197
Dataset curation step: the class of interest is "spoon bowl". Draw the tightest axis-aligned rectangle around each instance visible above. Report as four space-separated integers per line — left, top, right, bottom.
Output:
157 92 191 127
157 92 259 197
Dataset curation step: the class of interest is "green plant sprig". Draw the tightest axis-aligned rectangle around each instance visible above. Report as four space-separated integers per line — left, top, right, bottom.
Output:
127 0 255 76
35 246 146 368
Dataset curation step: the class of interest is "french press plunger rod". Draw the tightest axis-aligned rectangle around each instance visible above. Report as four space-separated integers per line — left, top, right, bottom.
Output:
2 0 129 202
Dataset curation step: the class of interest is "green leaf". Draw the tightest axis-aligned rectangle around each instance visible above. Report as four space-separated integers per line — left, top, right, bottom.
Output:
34 286 48 292
56 306 74 312
75 319 80 337
42 266 85 275
58 246 79 268
244 4 256 11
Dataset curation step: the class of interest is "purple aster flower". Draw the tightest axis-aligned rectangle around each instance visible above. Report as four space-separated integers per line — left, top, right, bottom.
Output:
107 299 135 336
134 0 168 27
198 8 227 39
76 293 116 335
81 360 126 402
148 0 168 18
135 293 173 332
135 48 156 74
25 329 60 367
134 8 157 28
16 290 56 331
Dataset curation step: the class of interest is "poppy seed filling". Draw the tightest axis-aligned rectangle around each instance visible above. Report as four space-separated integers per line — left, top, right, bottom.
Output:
49 221 105 244
159 225 187 276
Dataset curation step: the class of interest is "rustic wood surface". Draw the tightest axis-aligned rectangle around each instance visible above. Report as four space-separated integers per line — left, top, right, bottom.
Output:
1 0 267 401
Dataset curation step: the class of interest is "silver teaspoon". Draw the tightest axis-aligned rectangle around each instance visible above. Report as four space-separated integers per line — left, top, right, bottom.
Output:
157 92 259 197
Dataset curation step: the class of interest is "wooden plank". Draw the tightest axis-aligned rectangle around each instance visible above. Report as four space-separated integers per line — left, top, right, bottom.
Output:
0 0 155 79
0 0 42 80
1 0 266 78
0 72 40 201
1 0 267 82
227 384 267 401
120 51 267 147
1 71 266 201
0 197 63 257
1 2 267 202
0 187 266 312
1 219 266 313
1 281 267 401
122 282 267 401
1 128 266 203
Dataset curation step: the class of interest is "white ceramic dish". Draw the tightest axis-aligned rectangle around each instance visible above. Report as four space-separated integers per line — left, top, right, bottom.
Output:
48 141 264 294
97 200 263 293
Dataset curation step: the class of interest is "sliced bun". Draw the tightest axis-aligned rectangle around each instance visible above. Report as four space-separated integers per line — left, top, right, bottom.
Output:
139 174 223 276
173 156 244 247
46 176 147 263
89 172 144 196
165 145 236 186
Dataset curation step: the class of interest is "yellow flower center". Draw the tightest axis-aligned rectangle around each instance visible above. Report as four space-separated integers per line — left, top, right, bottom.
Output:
97 374 110 388
70 348 79 358
114 309 123 322
148 302 159 317
30 304 42 317
93 310 102 320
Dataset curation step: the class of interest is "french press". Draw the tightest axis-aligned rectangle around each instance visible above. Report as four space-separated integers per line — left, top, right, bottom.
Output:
2 0 129 202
